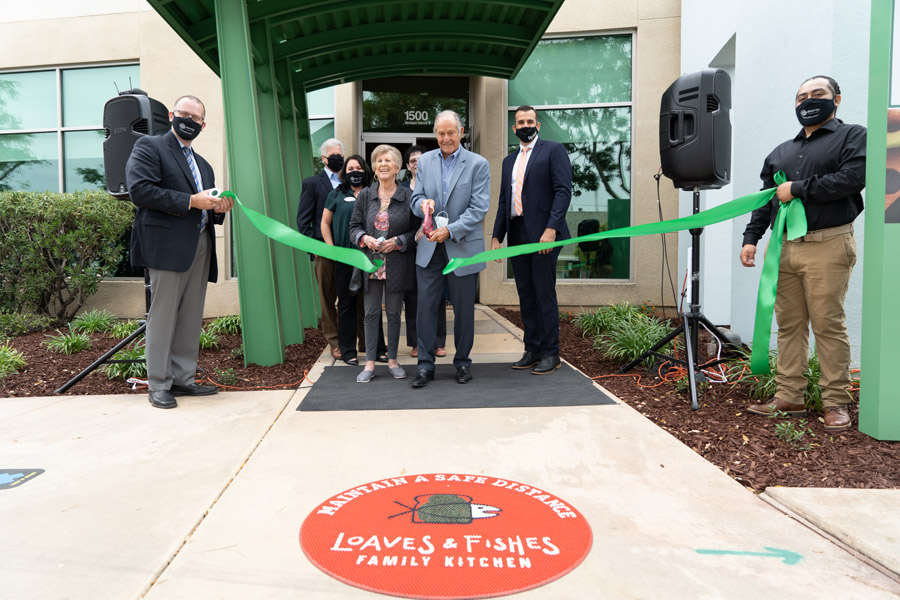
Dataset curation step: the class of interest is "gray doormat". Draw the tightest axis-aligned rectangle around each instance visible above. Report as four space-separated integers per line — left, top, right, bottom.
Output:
297 362 617 411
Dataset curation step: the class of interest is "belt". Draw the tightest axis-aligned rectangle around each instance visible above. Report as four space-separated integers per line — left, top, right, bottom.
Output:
784 222 853 243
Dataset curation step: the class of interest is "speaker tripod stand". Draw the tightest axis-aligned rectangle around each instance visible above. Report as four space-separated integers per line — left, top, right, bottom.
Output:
619 187 737 410
54 270 151 394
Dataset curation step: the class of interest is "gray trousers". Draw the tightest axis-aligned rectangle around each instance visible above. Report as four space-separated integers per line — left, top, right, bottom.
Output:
146 233 210 391
363 279 403 361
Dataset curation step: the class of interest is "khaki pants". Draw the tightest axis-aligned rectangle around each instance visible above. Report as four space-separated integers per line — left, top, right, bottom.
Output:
773 230 856 407
314 256 339 349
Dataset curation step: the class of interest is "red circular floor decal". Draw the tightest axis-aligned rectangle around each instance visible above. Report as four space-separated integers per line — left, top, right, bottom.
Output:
300 473 592 599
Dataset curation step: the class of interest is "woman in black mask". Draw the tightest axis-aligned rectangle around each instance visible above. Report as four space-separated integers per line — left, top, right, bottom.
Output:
322 155 386 365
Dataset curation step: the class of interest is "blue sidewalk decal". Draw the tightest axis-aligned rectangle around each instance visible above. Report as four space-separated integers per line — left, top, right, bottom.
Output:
0 469 44 490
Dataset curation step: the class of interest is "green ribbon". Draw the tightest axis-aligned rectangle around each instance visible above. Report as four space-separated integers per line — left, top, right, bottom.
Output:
219 190 381 272
441 171 805 375
749 175 807 374
222 172 805 376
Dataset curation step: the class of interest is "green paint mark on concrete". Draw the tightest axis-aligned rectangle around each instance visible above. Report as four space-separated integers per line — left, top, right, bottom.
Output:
695 546 802 565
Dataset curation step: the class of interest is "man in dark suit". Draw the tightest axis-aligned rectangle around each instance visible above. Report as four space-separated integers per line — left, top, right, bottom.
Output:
126 95 233 409
491 105 572 374
296 138 345 359
410 110 491 388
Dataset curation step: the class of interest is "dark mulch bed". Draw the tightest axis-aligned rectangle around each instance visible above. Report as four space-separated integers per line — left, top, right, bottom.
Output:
0 326 326 398
494 307 900 493
3 308 898 492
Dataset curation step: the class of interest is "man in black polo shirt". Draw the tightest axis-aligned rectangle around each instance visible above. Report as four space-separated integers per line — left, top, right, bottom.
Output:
739 75 865 430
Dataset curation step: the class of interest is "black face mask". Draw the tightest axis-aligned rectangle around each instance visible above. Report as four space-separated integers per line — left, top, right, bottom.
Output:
172 116 202 141
514 126 538 143
347 171 366 187
796 98 835 127
326 155 344 172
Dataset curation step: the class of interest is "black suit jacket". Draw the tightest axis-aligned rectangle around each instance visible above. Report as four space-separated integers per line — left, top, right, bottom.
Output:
296 169 334 241
125 130 221 282
492 138 572 244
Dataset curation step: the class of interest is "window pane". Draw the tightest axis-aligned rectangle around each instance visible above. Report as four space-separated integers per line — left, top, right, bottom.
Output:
306 86 334 117
509 35 632 106
64 130 105 192
0 71 57 130
63 65 140 127
507 108 631 280
310 118 335 153
0 132 59 192
362 76 468 133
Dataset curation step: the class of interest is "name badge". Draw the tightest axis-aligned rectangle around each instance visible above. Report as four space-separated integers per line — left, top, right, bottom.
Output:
343 196 356 203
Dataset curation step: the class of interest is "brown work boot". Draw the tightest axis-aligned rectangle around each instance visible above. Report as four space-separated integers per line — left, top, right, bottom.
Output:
824 406 851 430
746 398 807 417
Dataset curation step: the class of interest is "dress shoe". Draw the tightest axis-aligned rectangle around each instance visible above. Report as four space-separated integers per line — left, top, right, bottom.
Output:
411 369 434 388
745 398 806 416
170 382 218 396
376 353 389 363
331 347 341 360
410 347 418 357
512 351 542 370
532 354 561 374
455 365 472 384
435 347 447 357
148 390 177 409
824 406 851 430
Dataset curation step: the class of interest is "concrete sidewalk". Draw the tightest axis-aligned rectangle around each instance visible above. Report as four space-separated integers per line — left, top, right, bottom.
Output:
2 305 898 599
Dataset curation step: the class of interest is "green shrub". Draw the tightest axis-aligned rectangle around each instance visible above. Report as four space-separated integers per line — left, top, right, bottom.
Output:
102 342 147 380
71 308 114 333
206 314 241 336
213 367 238 386
42 329 92 354
199 329 221 350
111 319 143 339
593 311 676 367
575 302 645 338
0 311 53 338
0 190 134 324
0 340 27 378
230 344 244 360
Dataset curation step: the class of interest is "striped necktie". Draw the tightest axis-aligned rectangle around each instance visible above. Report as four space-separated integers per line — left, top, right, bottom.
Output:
183 146 207 231
513 146 530 217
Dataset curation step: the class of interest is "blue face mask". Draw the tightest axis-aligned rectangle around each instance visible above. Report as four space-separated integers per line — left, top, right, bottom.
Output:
796 98 835 127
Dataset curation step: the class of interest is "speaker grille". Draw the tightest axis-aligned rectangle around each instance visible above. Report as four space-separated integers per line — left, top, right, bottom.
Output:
133 119 149 135
706 95 720 112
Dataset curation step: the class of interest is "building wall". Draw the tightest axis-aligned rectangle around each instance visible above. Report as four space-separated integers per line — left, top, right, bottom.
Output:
681 0 869 363
0 2 238 319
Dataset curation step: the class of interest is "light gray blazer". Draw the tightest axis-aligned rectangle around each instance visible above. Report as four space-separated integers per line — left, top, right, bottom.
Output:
409 146 491 277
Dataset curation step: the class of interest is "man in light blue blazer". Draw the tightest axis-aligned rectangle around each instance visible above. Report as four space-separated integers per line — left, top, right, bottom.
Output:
410 110 490 387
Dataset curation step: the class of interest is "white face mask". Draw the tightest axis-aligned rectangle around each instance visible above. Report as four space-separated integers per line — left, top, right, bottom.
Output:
433 211 449 229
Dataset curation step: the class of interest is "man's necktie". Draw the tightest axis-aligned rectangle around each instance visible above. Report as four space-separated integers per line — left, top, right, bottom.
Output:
514 146 530 216
183 146 207 231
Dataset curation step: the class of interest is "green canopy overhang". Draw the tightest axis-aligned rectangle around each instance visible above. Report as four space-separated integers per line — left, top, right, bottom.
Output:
149 0 564 93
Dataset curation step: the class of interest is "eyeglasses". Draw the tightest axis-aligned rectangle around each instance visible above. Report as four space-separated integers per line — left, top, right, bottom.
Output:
174 109 204 124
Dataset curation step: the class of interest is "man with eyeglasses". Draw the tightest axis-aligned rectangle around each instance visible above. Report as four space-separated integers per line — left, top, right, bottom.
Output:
126 95 233 410
297 138 346 360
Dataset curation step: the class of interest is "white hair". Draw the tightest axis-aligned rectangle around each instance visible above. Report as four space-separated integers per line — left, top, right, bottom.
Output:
319 138 344 156
433 110 463 133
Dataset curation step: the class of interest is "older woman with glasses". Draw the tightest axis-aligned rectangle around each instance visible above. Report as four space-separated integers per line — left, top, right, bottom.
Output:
349 145 420 383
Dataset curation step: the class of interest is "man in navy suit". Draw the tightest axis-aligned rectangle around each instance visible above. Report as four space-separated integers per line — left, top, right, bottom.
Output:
410 110 491 387
126 95 233 409
296 138 345 359
491 105 572 374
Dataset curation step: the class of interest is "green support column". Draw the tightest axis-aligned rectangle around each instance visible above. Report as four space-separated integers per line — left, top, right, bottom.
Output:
292 81 323 321
250 21 305 346
214 0 285 366
277 61 319 329
860 0 900 440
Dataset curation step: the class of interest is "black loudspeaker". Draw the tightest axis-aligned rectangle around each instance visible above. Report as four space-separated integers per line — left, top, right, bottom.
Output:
103 89 169 199
659 68 732 190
